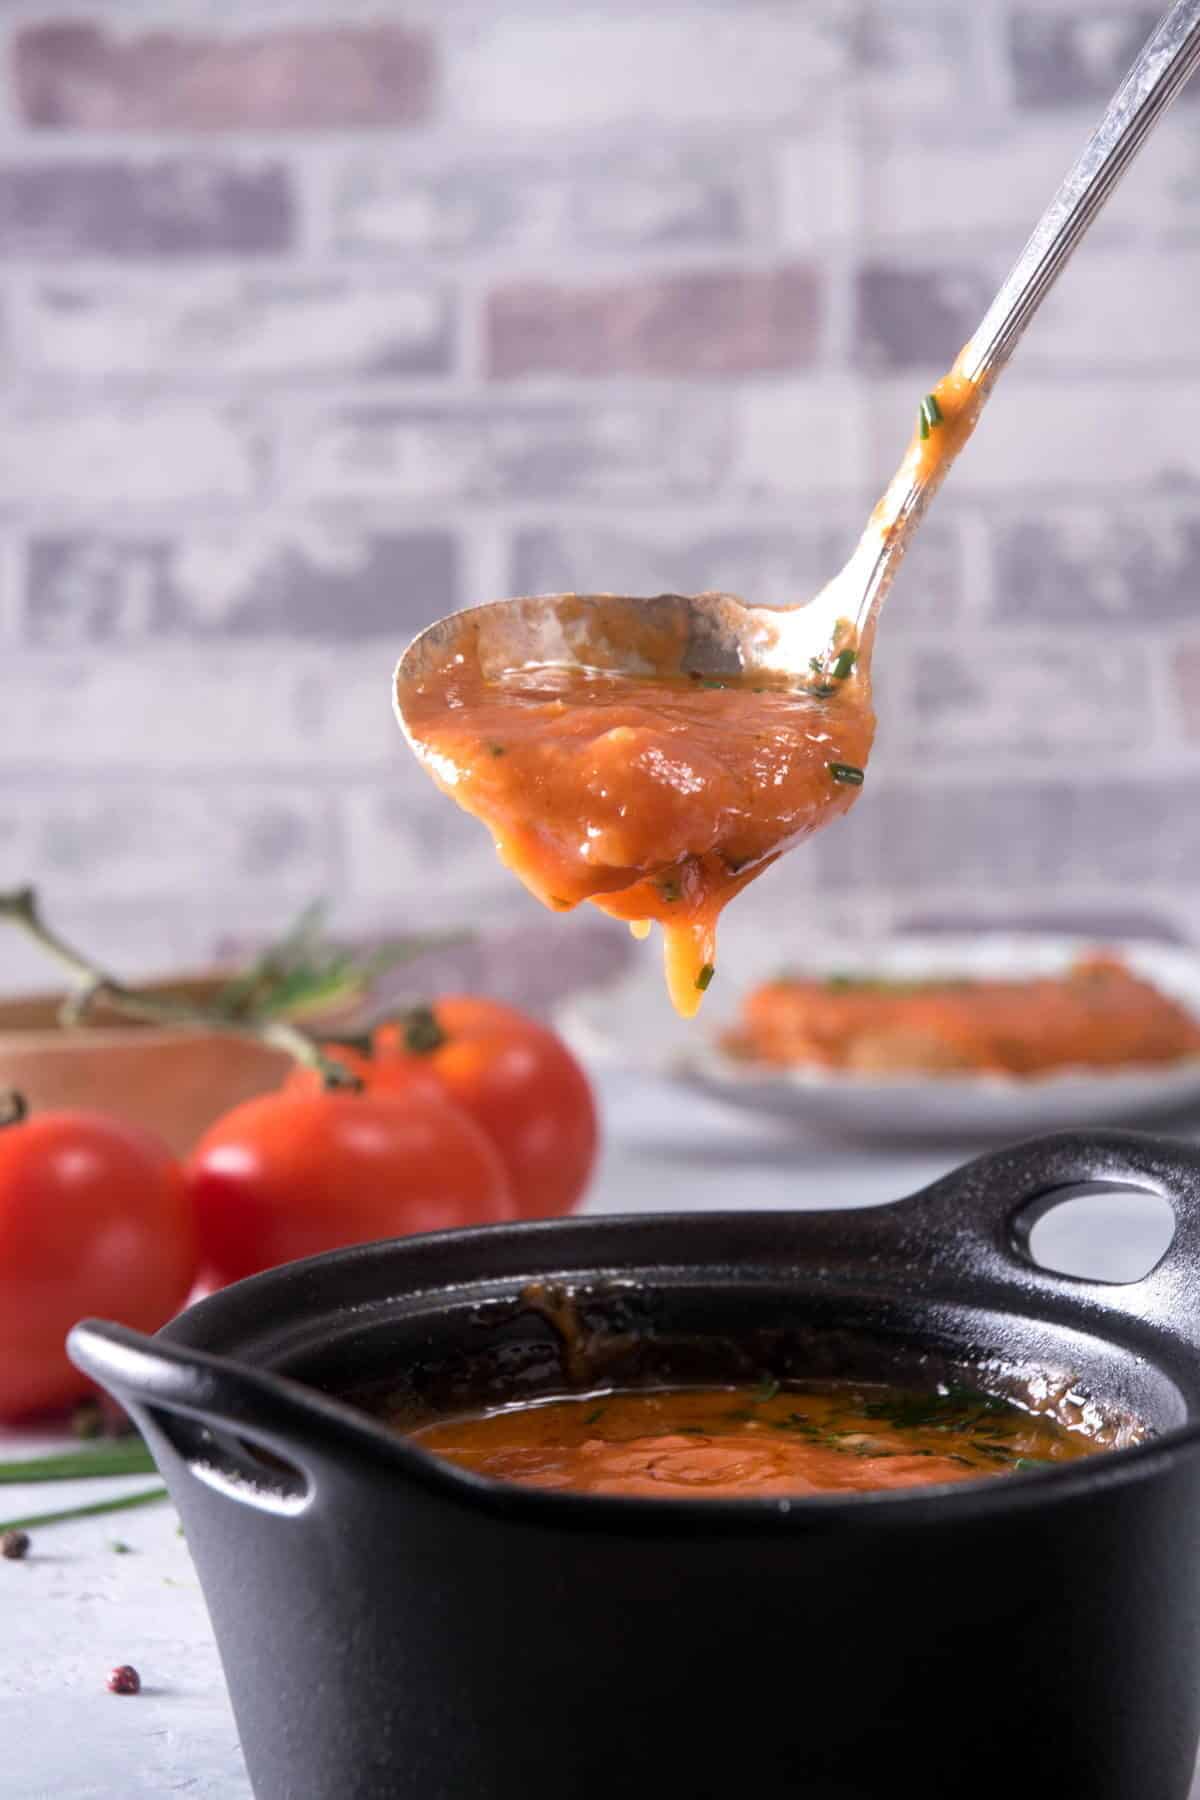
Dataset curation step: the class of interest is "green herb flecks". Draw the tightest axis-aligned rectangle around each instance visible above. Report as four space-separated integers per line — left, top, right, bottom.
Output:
827 763 864 787
656 876 682 903
752 1377 781 1405
695 963 716 992
919 392 943 440
831 648 858 681
860 1386 1010 1435
488 742 506 757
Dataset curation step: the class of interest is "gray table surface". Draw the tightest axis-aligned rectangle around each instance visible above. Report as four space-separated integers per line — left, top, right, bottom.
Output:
3 1070 1198 1797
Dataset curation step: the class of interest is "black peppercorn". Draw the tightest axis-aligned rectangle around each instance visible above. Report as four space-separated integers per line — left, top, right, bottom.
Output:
1 1529 30 1560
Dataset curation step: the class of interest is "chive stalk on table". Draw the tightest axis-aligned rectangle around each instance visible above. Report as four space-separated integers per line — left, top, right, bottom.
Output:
0 1485 168 1537
0 1441 157 1484
0 1436 168 1535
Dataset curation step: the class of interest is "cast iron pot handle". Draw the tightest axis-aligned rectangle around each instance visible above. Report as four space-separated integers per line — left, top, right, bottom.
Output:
67 1318 396 1516
880 1129 1200 1324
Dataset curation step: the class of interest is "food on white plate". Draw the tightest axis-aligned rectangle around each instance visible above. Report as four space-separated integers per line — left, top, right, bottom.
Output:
721 953 1200 1078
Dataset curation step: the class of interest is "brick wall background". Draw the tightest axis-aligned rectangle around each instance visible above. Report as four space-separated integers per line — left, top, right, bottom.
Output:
2 0 1198 997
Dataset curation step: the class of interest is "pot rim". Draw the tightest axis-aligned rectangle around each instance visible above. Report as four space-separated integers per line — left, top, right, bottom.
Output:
145 1295 1200 1533
73 1129 1200 1534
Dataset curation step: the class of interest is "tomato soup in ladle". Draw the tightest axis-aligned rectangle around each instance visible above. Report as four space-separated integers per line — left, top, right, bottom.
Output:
394 362 982 1016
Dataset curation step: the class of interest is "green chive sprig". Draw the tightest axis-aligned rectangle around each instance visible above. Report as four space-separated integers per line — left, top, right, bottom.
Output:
828 763 865 787
0 1486 167 1538
0 1442 157 1484
918 392 943 440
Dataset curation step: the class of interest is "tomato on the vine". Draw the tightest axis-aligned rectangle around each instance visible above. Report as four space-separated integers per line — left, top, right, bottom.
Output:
187 1084 514 1287
0 1106 195 1421
291 997 598 1219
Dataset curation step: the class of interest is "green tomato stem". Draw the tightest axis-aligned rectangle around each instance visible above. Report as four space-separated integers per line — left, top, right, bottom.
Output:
0 886 359 1092
0 1091 27 1131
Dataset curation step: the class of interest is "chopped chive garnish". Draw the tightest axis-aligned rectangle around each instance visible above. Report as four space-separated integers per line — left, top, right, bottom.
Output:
919 393 943 439
488 742 506 757
656 875 682 902
808 656 822 674
700 679 725 690
0 1486 167 1537
811 682 837 698
828 762 864 786
583 1406 607 1425
752 1377 781 1404
831 648 858 680
695 963 715 992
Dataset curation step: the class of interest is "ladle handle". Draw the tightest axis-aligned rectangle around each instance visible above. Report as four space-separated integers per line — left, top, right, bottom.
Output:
843 0 1200 651
884 1130 1200 1330
962 0 1200 382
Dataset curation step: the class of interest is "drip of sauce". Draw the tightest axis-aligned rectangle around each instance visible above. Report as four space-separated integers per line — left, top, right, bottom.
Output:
409 1380 1112 1500
402 358 982 1016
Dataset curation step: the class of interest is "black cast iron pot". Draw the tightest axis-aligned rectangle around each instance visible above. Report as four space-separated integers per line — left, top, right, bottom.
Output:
70 1130 1200 1800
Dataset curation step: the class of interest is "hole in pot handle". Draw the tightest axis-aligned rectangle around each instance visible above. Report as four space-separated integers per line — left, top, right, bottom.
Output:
1017 1184 1176 1284
885 1130 1200 1314
67 1319 391 1519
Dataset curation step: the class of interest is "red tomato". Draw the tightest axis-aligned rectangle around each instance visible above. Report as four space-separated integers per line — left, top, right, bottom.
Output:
293 998 598 1219
0 1110 195 1421
187 1086 514 1287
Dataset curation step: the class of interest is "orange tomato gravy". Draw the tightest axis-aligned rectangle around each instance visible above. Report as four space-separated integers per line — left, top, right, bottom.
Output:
404 664 874 1016
410 1382 1107 1500
725 954 1200 1077
400 357 992 1017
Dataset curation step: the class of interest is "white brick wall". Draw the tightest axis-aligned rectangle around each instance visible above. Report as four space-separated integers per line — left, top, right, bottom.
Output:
3 0 1198 991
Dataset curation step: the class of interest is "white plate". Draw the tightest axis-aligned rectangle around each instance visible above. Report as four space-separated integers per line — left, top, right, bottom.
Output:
556 930 1200 1142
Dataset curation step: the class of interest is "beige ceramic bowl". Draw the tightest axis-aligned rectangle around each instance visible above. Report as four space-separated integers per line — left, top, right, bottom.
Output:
0 974 293 1156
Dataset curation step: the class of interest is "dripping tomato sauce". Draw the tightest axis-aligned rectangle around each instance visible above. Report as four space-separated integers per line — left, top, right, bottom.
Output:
406 1381 1112 1500
402 662 874 1017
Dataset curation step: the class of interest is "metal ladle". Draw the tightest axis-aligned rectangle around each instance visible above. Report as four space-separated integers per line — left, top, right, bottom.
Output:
396 0 1200 720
